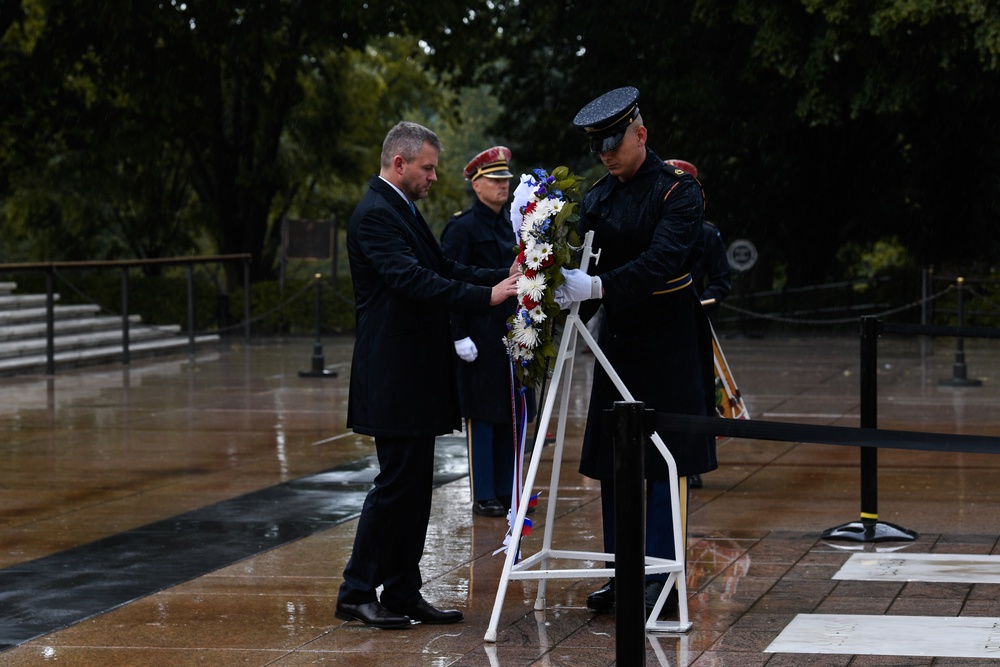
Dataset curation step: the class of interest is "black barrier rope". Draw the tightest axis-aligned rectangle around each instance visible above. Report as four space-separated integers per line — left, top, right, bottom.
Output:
719 284 954 326
881 321 1000 339
686 313 1000 542
653 412 1000 457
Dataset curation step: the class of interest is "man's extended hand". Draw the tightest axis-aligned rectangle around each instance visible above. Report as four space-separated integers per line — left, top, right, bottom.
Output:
454 337 478 362
490 274 519 305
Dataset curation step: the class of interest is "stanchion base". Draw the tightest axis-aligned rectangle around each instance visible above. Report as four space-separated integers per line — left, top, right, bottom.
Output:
298 369 338 378
822 521 917 543
938 378 983 387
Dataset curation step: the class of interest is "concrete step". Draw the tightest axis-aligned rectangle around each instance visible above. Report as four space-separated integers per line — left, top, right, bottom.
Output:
0 335 221 376
0 304 102 325
0 326 187 360
0 293 57 309
0 315 142 342
0 285 222 377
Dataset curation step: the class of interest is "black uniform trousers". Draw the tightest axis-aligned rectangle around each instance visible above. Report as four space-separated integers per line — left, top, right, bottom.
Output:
337 434 436 606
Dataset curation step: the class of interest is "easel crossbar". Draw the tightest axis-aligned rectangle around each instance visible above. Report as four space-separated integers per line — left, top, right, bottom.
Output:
507 550 682 581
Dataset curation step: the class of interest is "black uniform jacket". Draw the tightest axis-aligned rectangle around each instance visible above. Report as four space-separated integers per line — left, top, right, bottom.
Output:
346 176 506 438
579 150 717 479
441 198 535 425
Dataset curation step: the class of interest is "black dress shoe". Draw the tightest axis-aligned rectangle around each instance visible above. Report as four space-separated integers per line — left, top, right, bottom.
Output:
381 596 463 624
644 580 678 615
688 474 703 489
472 499 506 517
644 579 664 612
586 578 615 612
335 601 411 629
646 583 679 619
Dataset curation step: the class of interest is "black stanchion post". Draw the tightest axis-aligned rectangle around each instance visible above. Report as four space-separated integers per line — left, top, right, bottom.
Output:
612 400 646 664
243 260 251 344
217 293 230 333
822 316 916 542
858 315 880 531
299 274 337 378
186 264 196 356
120 267 130 366
939 276 982 387
45 268 56 376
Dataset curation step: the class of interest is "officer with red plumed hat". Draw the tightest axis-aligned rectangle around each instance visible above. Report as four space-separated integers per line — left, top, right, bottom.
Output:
441 145 534 518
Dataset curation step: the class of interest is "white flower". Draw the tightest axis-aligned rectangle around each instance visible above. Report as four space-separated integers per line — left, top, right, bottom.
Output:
528 305 547 323
517 273 546 303
534 197 564 222
509 343 534 363
520 215 541 241
524 245 548 271
523 203 546 227
504 167 583 386
511 315 539 348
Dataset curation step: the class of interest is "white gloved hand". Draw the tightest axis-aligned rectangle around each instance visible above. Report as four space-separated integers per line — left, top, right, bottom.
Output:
554 290 573 310
454 337 478 362
553 268 602 309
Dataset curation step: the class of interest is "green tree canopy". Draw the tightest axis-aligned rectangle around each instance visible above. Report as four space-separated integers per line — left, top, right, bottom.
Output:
0 1 496 285
2 0 999 294
485 0 1000 284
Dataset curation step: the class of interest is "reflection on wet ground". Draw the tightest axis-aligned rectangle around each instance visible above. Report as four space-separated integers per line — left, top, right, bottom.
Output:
0 333 999 665
0 436 467 651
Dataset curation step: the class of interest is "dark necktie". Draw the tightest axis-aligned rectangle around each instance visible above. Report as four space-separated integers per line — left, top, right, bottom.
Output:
408 201 416 218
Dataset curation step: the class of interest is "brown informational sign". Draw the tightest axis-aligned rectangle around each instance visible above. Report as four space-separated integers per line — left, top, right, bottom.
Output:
284 219 334 260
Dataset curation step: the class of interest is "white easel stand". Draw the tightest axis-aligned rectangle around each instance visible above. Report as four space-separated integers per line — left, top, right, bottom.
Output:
484 231 692 642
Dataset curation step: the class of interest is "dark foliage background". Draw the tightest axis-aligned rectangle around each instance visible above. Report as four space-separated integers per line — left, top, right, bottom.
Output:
2 2 999 333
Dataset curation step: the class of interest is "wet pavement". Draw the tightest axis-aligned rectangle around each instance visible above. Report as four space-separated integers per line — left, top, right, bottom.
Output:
0 332 999 665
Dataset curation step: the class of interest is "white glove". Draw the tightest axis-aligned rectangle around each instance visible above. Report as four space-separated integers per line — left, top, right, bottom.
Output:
553 268 602 309
454 337 478 362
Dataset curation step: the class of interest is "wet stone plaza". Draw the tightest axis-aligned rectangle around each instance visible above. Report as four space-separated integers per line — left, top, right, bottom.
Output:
1 332 1000 666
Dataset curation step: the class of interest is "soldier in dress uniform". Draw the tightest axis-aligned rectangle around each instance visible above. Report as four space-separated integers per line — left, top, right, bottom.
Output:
441 146 533 517
554 87 717 617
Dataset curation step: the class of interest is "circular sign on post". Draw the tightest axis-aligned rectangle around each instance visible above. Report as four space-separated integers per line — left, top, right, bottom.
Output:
727 239 758 272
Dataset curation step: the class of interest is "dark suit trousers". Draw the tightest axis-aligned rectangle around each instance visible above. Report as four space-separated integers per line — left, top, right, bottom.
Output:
338 434 436 605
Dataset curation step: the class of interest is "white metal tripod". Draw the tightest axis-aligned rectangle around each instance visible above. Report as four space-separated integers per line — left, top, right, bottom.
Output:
484 231 692 642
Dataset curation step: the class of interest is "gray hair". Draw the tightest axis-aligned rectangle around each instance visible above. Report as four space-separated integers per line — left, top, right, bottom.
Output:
380 121 443 168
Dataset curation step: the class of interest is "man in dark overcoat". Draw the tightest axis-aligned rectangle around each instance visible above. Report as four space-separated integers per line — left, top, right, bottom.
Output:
336 121 518 629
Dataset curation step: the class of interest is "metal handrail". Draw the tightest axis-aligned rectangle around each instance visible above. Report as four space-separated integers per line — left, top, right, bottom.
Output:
0 254 252 375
